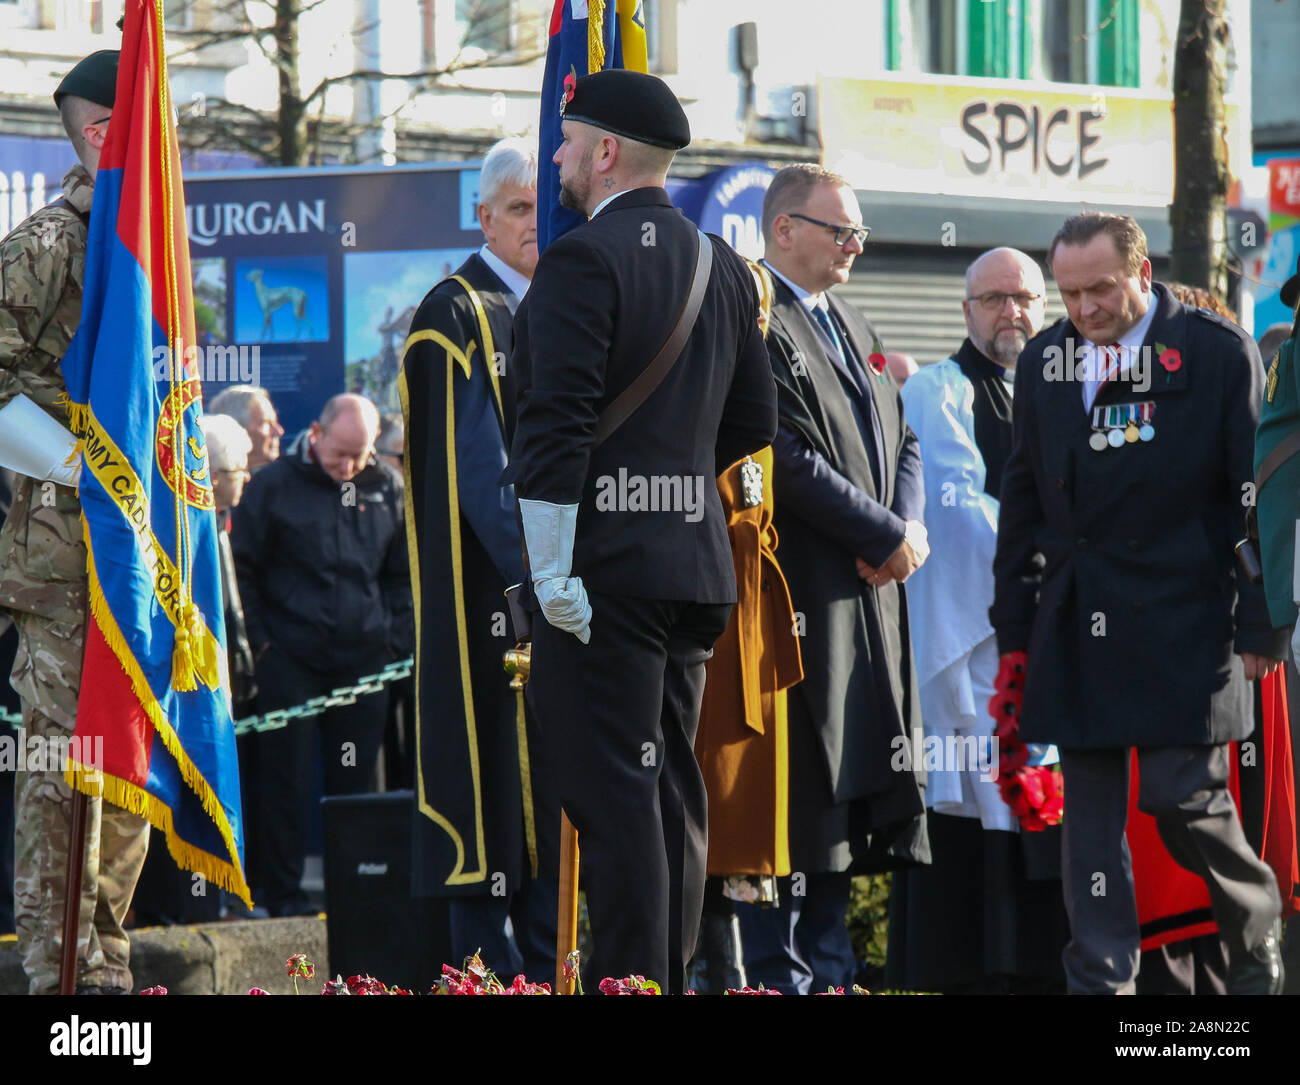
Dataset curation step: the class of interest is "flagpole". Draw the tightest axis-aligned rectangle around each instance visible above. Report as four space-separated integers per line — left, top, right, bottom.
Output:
58 789 90 994
57 591 100 995
554 811 580 994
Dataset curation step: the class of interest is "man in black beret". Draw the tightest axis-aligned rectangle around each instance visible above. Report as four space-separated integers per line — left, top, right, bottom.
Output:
505 68 778 992
0 48 152 995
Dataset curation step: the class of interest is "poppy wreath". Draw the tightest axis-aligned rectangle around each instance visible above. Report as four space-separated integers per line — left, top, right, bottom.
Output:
988 651 1064 831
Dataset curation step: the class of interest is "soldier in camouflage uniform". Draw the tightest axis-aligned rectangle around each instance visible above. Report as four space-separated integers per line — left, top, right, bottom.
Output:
0 50 151 995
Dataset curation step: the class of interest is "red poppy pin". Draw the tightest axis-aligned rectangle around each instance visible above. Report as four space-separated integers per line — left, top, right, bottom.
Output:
560 67 577 116
867 352 888 378
1155 341 1181 373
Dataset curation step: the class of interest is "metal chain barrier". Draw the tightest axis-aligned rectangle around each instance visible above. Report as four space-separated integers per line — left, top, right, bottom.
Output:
1 656 413 735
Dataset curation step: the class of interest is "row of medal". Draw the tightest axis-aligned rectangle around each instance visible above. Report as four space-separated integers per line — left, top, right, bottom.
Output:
1089 401 1156 451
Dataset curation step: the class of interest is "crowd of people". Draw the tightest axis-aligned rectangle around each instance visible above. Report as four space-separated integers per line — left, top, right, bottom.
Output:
2 54 1298 997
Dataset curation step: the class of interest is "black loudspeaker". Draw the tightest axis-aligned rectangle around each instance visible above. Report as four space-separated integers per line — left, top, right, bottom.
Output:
322 790 450 992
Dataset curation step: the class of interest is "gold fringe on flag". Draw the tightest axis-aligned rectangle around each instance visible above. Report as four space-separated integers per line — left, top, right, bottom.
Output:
66 758 253 904
75 533 254 908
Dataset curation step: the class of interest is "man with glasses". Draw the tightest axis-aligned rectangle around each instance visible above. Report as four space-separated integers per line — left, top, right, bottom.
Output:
731 164 930 994
889 248 1070 993
0 50 156 993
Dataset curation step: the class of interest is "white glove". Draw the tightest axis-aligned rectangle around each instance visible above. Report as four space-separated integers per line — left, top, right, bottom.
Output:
0 393 81 487
519 498 591 644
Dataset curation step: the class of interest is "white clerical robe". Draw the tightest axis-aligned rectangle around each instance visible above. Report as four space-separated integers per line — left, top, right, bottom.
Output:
902 358 1046 832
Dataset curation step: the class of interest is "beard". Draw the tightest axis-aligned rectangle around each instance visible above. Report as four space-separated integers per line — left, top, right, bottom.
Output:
557 144 594 213
558 181 585 212
984 327 1028 369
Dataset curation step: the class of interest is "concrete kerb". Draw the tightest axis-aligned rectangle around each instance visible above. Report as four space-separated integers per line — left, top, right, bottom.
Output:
0 916 328 995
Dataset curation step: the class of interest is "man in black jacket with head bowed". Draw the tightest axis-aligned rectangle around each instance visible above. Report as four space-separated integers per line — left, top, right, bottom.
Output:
992 212 1287 994
506 68 777 994
232 393 412 917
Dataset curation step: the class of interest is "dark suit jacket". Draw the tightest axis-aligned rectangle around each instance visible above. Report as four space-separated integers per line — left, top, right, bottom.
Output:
764 276 927 847
991 281 1288 749
506 187 777 604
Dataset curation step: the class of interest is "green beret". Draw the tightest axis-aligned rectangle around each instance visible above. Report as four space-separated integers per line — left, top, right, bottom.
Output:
560 69 690 151
54 50 120 110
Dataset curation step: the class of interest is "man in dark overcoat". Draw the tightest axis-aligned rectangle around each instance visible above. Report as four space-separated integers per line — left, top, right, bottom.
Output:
992 211 1287 994
732 164 931 995
505 69 777 994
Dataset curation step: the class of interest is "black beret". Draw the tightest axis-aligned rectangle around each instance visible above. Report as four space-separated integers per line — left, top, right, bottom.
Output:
1281 254 1300 311
54 50 120 110
560 68 689 150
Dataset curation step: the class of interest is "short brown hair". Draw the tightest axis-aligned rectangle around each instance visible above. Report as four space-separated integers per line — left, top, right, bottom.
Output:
1048 212 1148 278
761 163 851 245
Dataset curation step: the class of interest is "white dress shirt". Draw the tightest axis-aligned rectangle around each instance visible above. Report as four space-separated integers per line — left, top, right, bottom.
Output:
761 260 824 315
478 244 531 301
1079 291 1158 411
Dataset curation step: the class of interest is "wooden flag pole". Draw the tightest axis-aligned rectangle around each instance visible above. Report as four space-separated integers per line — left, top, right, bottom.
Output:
59 593 97 995
58 788 90 994
554 810 580 994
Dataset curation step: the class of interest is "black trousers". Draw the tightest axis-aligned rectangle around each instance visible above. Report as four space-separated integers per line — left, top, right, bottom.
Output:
528 591 731 994
448 877 559 982
1060 744 1281 994
252 643 389 914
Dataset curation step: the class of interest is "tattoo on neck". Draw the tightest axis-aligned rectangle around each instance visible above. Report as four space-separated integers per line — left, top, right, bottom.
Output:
603 177 614 190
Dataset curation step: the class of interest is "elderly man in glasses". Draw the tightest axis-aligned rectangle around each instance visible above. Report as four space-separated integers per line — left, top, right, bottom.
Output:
887 247 1072 993
731 163 931 994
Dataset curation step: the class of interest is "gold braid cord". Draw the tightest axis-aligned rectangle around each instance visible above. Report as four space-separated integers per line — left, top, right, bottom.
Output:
588 0 606 73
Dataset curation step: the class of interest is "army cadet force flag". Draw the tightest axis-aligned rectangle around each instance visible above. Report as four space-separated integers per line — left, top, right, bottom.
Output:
60 0 251 906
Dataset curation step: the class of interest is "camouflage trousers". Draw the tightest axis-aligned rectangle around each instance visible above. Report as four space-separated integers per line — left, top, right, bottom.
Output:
10 612 150 995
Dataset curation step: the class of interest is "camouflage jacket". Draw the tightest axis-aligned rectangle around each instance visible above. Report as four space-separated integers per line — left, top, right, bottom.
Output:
0 164 93 624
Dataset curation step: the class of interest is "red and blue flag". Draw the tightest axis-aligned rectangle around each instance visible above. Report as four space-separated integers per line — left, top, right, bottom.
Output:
538 0 648 252
60 0 250 906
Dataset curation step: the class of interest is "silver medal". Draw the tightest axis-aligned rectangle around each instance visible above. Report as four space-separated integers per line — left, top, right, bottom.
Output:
740 459 764 508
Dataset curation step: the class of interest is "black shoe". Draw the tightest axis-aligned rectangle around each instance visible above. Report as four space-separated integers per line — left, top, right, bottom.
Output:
1227 920 1285 995
76 985 128 995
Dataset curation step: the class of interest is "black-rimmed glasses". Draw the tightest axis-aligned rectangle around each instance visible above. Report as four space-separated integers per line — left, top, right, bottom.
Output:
967 291 1043 311
789 213 871 247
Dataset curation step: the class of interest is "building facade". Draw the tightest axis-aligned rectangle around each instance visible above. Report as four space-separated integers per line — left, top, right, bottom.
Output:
0 0 1262 347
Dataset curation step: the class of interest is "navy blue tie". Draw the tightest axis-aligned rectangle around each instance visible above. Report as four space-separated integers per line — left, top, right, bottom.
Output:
812 304 845 364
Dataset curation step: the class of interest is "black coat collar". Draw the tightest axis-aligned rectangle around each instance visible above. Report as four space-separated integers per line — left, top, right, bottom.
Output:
592 186 677 217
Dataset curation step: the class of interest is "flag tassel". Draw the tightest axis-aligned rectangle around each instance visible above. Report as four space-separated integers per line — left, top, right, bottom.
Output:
170 605 198 691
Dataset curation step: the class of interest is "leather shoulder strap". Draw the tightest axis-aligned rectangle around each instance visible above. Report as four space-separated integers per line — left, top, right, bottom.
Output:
591 230 713 450
1257 428 1300 494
